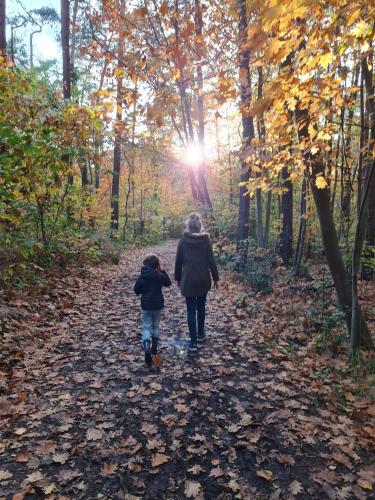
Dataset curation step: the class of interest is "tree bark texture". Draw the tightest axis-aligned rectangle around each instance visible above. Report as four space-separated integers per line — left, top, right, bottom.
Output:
236 0 255 250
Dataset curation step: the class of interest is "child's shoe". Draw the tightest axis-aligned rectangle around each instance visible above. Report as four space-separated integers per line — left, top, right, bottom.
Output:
186 341 198 352
143 340 152 366
151 336 158 355
152 354 161 367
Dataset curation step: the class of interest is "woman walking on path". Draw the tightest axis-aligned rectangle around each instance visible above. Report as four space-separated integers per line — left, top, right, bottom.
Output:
174 213 219 351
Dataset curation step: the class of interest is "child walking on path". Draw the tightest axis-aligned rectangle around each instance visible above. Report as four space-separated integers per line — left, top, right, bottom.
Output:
134 255 171 366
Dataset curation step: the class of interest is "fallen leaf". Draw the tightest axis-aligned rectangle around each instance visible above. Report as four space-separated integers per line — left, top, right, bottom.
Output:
100 462 118 476
290 480 303 495
0 470 13 480
209 467 224 478
151 453 169 467
86 427 104 441
52 453 69 464
357 479 372 491
188 464 204 475
256 469 273 481
25 471 44 483
185 480 202 497
15 428 27 435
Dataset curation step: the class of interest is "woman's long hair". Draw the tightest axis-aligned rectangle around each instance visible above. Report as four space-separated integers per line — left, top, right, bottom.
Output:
185 212 203 233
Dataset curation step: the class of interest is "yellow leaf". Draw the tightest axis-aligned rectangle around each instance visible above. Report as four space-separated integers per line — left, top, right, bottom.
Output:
351 20 369 38
317 131 331 141
319 52 332 69
357 479 373 491
289 172 298 182
171 68 181 81
308 124 317 139
315 176 327 189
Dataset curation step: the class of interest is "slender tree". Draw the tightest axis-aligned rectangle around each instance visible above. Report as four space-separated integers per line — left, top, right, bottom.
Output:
110 0 125 233
0 0 6 59
280 166 293 265
61 0 71 100
236 0 255 250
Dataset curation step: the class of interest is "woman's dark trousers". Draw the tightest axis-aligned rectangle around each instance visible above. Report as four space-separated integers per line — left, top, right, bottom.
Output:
185 295 207 344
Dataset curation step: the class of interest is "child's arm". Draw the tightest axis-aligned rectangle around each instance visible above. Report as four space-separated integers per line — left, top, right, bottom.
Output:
134 277 143 295
159 270 171 287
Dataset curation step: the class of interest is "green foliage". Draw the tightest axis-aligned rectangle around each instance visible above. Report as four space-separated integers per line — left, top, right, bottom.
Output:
0 64 107 286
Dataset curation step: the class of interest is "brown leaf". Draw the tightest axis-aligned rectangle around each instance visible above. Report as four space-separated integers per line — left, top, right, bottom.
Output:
276 454 295 466
86 427 104 441
52 453 69 464
25 471 44 483
209 467 224 478
185 480 202 498
100 462 118 477
0 470 13 480
151 453 169 467
188 464 204 475
256 469 273 481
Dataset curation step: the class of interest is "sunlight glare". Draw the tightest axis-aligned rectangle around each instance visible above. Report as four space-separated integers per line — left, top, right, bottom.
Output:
184 144 204 166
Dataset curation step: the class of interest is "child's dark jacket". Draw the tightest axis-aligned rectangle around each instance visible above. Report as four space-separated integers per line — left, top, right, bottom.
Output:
134 265 171 310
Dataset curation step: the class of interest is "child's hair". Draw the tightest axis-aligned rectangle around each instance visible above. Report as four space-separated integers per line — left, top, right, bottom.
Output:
143 254 160 269
185 212 203 233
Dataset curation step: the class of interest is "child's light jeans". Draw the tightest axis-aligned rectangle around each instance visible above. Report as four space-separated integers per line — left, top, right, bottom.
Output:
142 309 162 342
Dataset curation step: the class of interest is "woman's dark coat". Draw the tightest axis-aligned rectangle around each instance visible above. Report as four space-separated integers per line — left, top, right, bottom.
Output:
174 232 219 297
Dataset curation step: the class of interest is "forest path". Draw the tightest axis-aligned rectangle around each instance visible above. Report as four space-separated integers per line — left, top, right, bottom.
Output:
1 240 374 499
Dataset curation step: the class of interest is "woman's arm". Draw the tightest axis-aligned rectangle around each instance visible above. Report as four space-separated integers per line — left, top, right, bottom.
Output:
174 239 183 282
207 237 219 283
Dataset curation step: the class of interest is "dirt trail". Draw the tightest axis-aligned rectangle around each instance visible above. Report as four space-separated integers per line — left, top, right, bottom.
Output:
1 240 374 499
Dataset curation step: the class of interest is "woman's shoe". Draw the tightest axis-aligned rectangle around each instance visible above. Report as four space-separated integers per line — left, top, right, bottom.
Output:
187 341 198 352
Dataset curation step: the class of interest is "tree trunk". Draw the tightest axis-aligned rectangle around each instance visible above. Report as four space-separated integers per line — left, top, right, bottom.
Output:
110 0 125 234
341 69 359 222
264 190 272 247
256 189 264 247
173 0 200 202
297 108 372 347
80 158 89 187
30 27 42 68
363 57 375 253
280 166 293 265
256 66 265 247
351 158 375 351
194 0 212 210
70 0 79 70
236 0 255 250
61 0 71 100
0 0 6 59
294 176 307 273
